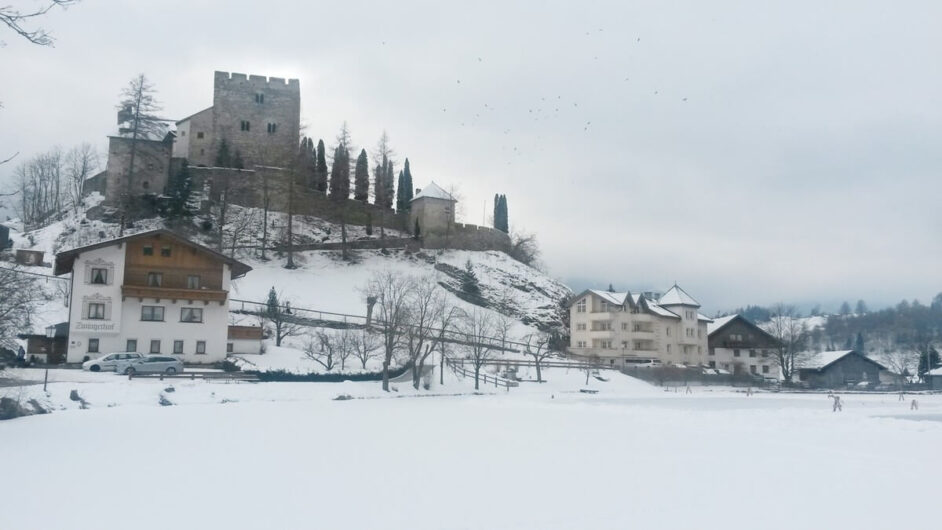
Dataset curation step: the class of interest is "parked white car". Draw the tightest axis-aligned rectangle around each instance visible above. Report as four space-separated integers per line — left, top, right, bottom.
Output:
82 353 144 372
124 355 184 375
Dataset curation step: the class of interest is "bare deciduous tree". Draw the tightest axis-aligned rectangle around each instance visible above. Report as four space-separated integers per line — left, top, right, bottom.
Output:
0 0 78 47
523 332 553 383
117 74 163 233
460 308 497 390
65 143 97 213
404 277 448 389
264 288 302 347
509 230 542 269
765 303 809 383
350 329 381 369
879 349 917 391
363 271 414 391
304 330 353 372
0 266 45 349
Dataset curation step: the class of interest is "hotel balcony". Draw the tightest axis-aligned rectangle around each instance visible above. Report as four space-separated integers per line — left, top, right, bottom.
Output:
121 284 228 304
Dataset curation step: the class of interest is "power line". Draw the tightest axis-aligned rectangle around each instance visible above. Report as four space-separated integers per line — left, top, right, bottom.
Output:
0 265 67 281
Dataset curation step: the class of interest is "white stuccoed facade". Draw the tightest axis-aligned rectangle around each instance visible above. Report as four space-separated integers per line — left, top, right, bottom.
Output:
568 285 712 367
60 231 249 364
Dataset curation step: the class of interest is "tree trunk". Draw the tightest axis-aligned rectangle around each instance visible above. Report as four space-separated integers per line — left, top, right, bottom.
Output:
439 349 445 385
536 361 542 383
261 174 269 260
286 173 295 268
382 354 391 392
474 365 480 390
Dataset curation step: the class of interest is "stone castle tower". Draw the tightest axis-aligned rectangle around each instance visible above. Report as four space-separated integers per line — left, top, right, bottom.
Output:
174 71 300 168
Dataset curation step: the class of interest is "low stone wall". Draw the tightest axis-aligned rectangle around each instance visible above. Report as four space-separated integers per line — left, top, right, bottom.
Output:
422 223 511 252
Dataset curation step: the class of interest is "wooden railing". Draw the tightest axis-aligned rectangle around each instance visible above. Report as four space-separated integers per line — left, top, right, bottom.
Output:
123 285 228 303
445 357 518 389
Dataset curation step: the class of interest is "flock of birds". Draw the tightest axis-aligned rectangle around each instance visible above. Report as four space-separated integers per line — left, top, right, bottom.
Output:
384 27 690 166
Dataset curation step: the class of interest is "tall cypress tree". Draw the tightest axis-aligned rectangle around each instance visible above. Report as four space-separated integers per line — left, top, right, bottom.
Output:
354 149 369 202
396 170 406 211
315 139 328 192
402 158 414 207
383 160 395 209
299 137 317 188
329 144 350 200
492 194 509 233
373 158 385 207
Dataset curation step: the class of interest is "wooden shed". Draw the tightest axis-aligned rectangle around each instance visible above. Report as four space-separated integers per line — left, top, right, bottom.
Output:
798 350 886 389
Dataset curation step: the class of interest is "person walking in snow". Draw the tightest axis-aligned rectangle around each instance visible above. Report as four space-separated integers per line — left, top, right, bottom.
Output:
911 399 919 411
831 394 842 412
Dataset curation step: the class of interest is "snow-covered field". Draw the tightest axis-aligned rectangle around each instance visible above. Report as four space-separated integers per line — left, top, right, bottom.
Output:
1 367 940 530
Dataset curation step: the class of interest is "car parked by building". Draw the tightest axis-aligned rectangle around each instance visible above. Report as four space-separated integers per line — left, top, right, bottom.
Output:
82 352 144 372
123 355 184 375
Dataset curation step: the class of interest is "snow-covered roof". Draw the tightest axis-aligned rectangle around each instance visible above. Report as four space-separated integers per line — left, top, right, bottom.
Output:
589 289 628 306
802 350 886 371
412 182 455 202
927 367 942 376
707 315 737 335
110 120 175 142
658 284 701 307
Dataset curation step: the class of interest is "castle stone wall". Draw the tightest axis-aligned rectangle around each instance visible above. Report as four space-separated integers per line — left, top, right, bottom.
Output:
421 223 511 252
212 71 300 169
103 136 172 203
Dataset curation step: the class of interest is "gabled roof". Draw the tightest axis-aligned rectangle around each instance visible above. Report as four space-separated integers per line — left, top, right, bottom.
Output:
658 284 701 307
707 315 738 334
177 106 213 124
411 182 455 202
569 289 682 319
801 350 886 372
589 289 627 306
54 229 252 279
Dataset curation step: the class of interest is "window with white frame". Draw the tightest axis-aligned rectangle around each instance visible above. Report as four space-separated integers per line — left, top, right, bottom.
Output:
576 299 586 313
173 340 184 354
196 341 206 354
88 338 99 353
150 340 161 354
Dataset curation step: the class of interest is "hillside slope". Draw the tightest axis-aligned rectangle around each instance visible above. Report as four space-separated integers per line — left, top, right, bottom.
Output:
4 204 571 345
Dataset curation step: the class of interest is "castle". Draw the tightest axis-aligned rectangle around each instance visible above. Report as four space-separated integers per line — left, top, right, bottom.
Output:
174 72 301 168
86 70 509 252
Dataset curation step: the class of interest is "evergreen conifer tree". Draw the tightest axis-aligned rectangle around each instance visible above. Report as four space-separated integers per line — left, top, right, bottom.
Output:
396 170 406 211
232 149 245 170
383 160 395 209
354 149 369 202
215 139 232 167
329 144 350 200
266 286 280 318
854 332 865 352
299 138 316 187
163 160 193 220
373 158 385 207
315 139 328 192
402 158 414 208
492 194 509 233
461 259 480 296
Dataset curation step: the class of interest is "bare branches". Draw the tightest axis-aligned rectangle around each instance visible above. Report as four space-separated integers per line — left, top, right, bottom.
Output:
509 230 542 269
0 265 45 349
350 329 381 369
0 1 78 47
460 308 497 390
765 303 810 383
523 332 553 383
304 330 354 372
362 271 414 391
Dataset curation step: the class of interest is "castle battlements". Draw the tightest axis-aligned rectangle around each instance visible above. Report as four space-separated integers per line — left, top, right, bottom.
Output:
214 71 299 88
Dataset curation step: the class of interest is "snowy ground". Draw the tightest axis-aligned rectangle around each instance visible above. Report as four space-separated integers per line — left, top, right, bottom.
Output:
1 367 940 530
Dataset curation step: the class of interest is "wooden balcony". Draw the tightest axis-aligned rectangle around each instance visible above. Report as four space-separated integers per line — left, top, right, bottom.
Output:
121 284 228 304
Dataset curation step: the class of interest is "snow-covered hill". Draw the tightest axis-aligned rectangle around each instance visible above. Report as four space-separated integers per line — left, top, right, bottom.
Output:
4 204 571 350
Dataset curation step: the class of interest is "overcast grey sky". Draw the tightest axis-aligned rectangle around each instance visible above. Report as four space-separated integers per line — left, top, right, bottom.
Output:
1 0 940 313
